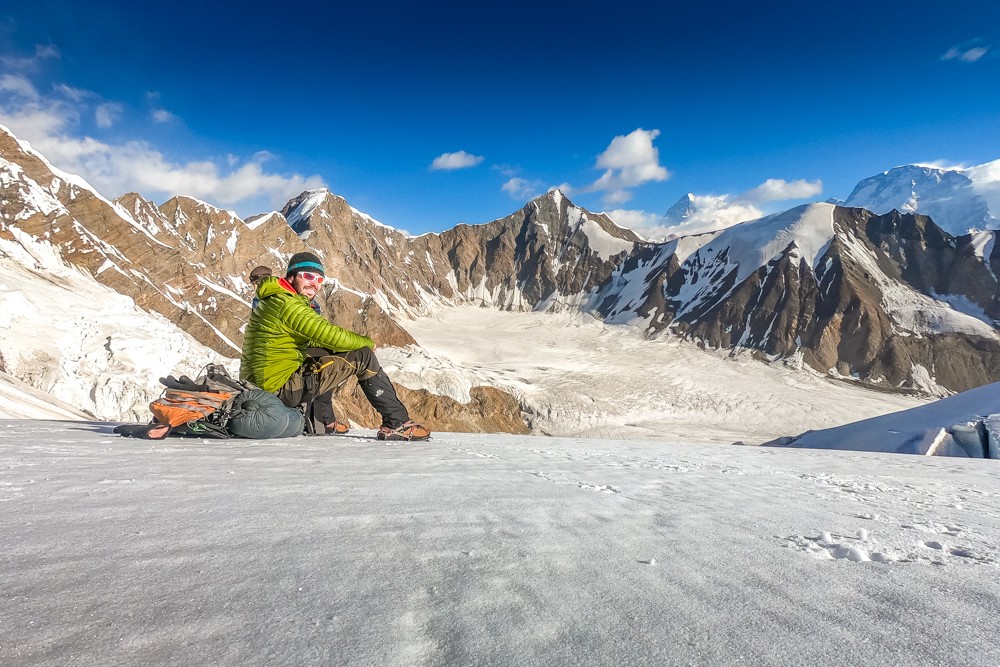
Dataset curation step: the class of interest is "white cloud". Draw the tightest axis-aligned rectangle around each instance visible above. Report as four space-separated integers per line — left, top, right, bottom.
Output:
492 163 519 178
600 188 635 205
585 128 671 206
0 77 326 213
54 84 94 102
650 177 823 239
95 103 122 128
37 133 325 209
1 44 60 71
494 129 670 208
942 42 990 62
151 108 176 124
502 177 545 200
655 193 764 238
913 159 970 171
604 209 662 234
743 178 823 203
430 150 485 171
595 129 670 182
0 74 39 99
34 44 61 60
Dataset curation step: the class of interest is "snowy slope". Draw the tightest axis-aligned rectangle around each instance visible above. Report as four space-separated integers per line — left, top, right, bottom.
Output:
0 233 228 421
674 202 836 316
0 371 90 420
1 422 997 666
844 162 1000 234
773 380 1000 457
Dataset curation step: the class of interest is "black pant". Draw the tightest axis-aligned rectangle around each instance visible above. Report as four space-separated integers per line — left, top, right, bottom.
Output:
305 348 337 425
277 347 410 428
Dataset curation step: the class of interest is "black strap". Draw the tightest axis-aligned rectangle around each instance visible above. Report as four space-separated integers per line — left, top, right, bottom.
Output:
299 369 325 435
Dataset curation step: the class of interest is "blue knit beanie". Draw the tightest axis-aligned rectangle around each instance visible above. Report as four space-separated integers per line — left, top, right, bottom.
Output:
286 251 324 278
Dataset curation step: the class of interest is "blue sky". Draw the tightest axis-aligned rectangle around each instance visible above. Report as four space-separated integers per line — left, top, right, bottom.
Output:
1 1 999 237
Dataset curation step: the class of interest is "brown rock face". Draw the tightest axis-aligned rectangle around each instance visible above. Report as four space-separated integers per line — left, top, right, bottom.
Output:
609 206 1000 393
330 383 528 434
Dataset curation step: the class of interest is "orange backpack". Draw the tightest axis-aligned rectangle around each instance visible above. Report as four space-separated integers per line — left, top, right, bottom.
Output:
149 388 237 428
146 365 250 437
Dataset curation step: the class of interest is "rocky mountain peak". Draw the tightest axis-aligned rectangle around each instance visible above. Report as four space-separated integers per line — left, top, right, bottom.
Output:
280 188 350 236
663 193 698 223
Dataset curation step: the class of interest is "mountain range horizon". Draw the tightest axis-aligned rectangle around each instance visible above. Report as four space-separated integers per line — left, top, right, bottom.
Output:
3 121 1000 441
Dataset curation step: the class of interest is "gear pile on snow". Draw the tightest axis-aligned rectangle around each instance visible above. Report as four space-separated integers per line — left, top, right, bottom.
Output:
115 365 303 440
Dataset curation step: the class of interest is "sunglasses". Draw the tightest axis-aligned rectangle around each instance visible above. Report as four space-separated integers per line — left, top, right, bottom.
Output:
296 271 325 285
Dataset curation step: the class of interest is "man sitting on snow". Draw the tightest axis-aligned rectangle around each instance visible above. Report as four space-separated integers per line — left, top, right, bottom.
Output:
246 263 349 435
239 251 430 441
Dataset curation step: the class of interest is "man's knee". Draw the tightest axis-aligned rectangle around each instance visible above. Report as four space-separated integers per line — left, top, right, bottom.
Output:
344 346 381 380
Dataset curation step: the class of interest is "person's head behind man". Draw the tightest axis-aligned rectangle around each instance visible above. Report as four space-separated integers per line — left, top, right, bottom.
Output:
286 252 325 299
249 265 271 286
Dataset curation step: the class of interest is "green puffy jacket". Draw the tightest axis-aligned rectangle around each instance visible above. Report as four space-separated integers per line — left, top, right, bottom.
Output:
239 276 374 392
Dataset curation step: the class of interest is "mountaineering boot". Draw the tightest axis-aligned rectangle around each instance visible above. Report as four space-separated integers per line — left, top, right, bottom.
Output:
377 420 431 441
114 423 171 440
325 420 350 435
358 369 429 439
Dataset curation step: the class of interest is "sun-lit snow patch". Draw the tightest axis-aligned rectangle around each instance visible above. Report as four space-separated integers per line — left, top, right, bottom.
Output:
908 364 951 397
724 203 835 285
669 229 721 264
669 204 836 320
2 418 998 664
579 216 635 260
845 163 997 234
0 370 91 419
2 127 173 249
477 273 528 310
969 230 996 278
0 158 71 220
225 228 240 254
246 211 282 231
551 188 564 210
378 345 487 404
349 205 401 234
285 189 332 228
94 258 129 279
598 248 673 324
193 274 248 304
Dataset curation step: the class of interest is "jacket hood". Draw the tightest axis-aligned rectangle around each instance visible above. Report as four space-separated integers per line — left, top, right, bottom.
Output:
255 275 298 300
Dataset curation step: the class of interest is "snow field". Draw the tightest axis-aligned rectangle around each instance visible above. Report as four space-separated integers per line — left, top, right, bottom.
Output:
0 243 227 421
1 422 998 666
388 306 926 444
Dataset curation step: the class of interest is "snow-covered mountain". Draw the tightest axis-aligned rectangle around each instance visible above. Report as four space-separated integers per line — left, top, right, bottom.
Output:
593 203 1000 393
844 161 1000 235
655 160 1000 242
